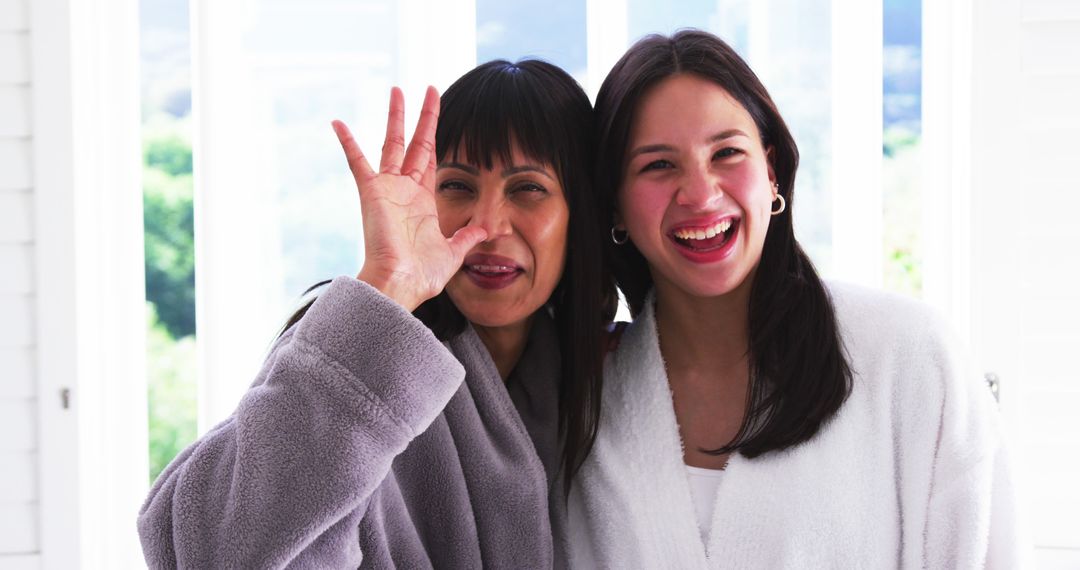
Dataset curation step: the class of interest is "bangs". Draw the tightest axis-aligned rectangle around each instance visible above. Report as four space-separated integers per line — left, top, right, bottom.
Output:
436 61 578 176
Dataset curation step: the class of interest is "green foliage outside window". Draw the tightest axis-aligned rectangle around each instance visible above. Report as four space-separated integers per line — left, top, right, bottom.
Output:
144 118 197 482
146 302 197 481
882 125 923 297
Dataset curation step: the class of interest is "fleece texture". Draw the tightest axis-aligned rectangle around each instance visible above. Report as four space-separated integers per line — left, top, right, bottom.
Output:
138 276 564 569
568 282 1021 569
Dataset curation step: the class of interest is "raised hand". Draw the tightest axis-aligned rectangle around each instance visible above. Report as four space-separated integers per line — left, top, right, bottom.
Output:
333 86 487 312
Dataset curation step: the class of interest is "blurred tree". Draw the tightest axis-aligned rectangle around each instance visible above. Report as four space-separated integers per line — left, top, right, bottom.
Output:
142 121 198 482
145 132 193 176
146 302 197 481
882 125 923 296
143 130 196 338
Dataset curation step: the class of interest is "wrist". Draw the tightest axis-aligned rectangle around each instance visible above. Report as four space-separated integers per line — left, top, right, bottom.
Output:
356 267 423 312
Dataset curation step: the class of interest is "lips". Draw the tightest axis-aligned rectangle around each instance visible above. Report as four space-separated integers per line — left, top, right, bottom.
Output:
461 253 524 290
668 215 740 263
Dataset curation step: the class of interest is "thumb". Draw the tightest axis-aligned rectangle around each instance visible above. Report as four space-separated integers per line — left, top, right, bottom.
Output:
447 226 488 261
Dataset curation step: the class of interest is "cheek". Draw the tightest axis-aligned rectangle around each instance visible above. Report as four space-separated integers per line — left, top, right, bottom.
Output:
717 168 777 225
724 167 774 219
619 181 668 232
527 204 570 281
751 182 776 220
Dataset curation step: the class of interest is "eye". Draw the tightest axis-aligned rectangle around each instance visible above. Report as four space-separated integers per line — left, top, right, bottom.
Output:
713 147 743 160
640 159 674 173
438 180 473 195
510 182 548 196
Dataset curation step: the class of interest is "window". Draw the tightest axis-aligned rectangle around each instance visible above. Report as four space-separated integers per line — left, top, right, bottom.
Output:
143 0 889 476
135 0 1078 564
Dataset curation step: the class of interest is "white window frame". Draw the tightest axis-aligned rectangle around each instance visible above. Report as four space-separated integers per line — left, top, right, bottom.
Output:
585 0 628 99
31 0 149 567
922 0 974 346
831 0 884 288
191 0 479 431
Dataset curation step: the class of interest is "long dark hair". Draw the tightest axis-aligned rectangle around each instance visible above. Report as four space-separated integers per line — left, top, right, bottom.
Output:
283 60 614 492
594 30 851 458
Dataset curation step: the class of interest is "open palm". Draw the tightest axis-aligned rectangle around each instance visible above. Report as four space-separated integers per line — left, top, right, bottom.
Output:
333 87 487 312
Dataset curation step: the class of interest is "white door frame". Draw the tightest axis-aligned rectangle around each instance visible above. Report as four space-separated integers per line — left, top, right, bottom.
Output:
31 0 149 567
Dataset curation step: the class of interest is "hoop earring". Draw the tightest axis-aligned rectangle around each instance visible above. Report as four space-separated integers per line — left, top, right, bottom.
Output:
771 194 787 216
611 226 629 245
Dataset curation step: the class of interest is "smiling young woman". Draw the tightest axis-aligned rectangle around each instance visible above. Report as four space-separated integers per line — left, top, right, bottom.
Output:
569 30 1019 569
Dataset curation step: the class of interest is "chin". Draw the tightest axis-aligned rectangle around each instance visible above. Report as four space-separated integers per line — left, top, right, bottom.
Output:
447 277 557 330
459 309 532 329
450 297 534 330
665 269 753 301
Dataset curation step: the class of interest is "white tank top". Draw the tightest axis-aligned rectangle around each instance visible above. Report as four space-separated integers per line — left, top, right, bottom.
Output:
685 464 725 543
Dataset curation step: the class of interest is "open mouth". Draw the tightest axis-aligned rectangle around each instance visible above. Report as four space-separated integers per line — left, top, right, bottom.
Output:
670 217 740 252
462 254 525 290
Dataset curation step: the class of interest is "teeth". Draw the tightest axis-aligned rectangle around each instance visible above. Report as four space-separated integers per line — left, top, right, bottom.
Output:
674 219 734 240
471 264 515 273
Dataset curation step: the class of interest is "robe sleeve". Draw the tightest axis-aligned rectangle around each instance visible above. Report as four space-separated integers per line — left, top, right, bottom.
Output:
921 318 1023 569
137 276 465 569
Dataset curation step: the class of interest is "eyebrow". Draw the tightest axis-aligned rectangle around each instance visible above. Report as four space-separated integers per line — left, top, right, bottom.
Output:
501 164 555 181
437 162 555 181
628 129 750 159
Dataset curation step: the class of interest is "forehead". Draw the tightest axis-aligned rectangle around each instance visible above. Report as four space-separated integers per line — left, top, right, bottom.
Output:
630 73 761 143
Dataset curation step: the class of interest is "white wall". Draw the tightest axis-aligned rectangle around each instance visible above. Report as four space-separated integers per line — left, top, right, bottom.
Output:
0 0 42 567
970 0 1080 565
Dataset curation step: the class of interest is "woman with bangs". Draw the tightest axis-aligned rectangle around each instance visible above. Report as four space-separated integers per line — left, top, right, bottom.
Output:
568 30 1019 568
138 59 611 568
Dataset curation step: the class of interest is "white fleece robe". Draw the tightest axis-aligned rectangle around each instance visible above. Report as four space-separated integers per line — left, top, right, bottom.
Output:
568 282 1021 569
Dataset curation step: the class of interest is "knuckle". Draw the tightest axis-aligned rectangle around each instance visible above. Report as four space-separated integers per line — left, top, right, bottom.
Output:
416 138 436 154
383 134 406 150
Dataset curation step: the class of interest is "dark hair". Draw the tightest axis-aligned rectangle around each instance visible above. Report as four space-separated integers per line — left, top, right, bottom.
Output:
283 60 614 493
594 30 851 458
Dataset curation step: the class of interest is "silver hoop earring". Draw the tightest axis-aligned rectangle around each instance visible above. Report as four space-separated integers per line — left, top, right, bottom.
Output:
771 194 787 216
611 226 629 245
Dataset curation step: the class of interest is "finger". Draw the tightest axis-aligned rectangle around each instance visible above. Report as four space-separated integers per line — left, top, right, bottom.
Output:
420 135 438 191
402 86 441 183
446 226 489 262
380 87 406 174
331 120 377 185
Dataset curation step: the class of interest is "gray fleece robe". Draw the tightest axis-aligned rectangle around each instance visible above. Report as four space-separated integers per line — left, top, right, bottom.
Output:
137 276 566 569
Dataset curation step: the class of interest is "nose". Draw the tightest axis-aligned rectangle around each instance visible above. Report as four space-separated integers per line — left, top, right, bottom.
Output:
675 163 724 211
468 195 513 240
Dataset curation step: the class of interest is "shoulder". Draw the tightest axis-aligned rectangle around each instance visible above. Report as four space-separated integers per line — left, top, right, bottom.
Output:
825 280 955 359
825 281 976 405
826 281 943 333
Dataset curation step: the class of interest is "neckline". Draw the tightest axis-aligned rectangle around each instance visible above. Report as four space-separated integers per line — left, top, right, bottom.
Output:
685 464 727 477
